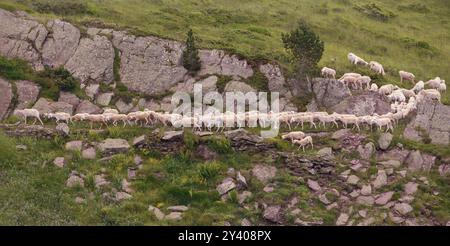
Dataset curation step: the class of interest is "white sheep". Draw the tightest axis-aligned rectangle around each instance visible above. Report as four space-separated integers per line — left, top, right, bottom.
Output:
399 71 415 84
369 61 385 76
371 117 393 132
45 112 71 124
338 73 361 81
103 108 119 114
438 82 446 92
356 76 371 90
340 76 358 89
425 77 442 89
337 114 360 131
85 114 107 129
399 89 415 98
379 84 398 95
418 89 441 103
387 90 406 103
348 53 368 66
13 108 43 125
369 83 379 92
412 81 424 93
292 136 313 151
321 67 336 79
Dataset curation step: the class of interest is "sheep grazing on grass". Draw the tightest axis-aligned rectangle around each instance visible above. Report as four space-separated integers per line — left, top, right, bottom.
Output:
425 77 444 90
338 73 361 81
71 113 89 123
348 53 368 66
321 67 336 79
44 112 71 124
281 131 306 141
412 81 424 93
337 114 361 131
13 109 43 125
356 76 371 90
316 113 339 128
369 61 385 76
418 89 441 103
292 136 313 151
371 117 394 133
399 71 415 84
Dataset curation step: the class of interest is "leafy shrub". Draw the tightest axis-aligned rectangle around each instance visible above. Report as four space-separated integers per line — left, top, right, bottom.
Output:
39 66 78 92
32 0 91 15
0 57 33 80
182 29 201 74
216 75 233 93
244 70 268 92
206 137 232 154
197 162 222 183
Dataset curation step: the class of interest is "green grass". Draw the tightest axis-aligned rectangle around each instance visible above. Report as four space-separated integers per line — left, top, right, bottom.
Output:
1 0 448 103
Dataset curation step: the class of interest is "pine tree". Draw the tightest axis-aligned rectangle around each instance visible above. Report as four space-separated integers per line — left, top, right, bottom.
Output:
182 29 201 74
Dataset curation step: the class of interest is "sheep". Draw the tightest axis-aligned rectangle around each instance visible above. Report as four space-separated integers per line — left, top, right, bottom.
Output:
340 76 358 89
387 90 406 103
356 76 371 90
45 112 71 124
338 73 361 81
371 117 393 132
399 71 415 84
316 113 339 128
370 83 379 92
418 89 441 103
369 61 385 76
348 53 368 66
379 84 398 95
438 82 446 92
13 108 43 125
281 131 306 141
336 114 360 131
103 113 129 127
290 113 317 129
412 81 424 93
399 89 415 98
292 136 313 151
71 113 89 123
103 108 119 114
85 114 107 129
425 77 442 89
321 67 336 79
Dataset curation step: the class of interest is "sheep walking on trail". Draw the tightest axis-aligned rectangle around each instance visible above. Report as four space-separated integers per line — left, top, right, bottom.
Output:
44 112 71 124
399 71 415 84
292 136 314 151
281 131 306 141
13 109 43 125
321 67 336 79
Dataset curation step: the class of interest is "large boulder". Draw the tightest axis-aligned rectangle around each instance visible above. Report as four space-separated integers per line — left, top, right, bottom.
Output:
65 35 114 83
41 19 80 68
224 81 256 93
259 63 291 98
312 78 352 109
15 80 40 109
75 100 102 114
198 49 253 79
0 77 13 119
403 97 450 145
112 31 187 95
0 9 47 70
331 91 391 116
32 97 73 114
58 91 81 108
98 138 130 154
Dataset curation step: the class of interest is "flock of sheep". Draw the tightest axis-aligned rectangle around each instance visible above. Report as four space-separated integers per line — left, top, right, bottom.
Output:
11 52 447 151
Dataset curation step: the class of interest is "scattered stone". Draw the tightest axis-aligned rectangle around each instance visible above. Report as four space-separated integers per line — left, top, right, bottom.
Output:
75 100 102 114
399 195 415 203
251 165 277 183
98 138 130 154
405 150 424 172
361 184 372 196
66 174 84 188
397 170 407 178
318 193 331 205
336 213 349 226
375 191 394 205
326 202 339 211
85 84 100 99
394 203 413 215
357 142 375 159
81 147 96 159
356 196 375 206
53 157 65 168
378 160 401 168
56 123 70 136
162 131 183 141
121 179 133 193
15 80 40 110
378 133 393 150
152 207 165 221
373 170 387 189
358 210 368 218
349 190 361 198
65 140 83 152
317 147 333 158
96 92 114 106
307 179 322 192
195 144 217 161
438 164 450 176
16 145 27 150
94 174 110 188
132 135 146 146
217 178 236 195
331 129 351 140
167 205 189 212
404 182 418 195
241 218 252 226
75 197 86 204
389 212 405 224
347 175 360 185
238 191 252 204
263 185 274 193
127 167 138 180
115 191 132 201
263 205 282 223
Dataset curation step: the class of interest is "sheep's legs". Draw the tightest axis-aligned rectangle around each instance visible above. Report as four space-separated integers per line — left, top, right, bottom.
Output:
38 116 44 125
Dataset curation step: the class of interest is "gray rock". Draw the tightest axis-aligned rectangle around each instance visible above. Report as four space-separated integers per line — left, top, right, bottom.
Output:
197 76 218 93
357 142 375 160
151 207 165 221
65 35 114 83
259 63 291 97
65 140 83 152
405 150 423 172
375 191 394 205
331 91 390 116
307 179 322 192
115 191 132 201
53 157 65 168
263 205 281 223
94 174 110 188
15 80 40 109
56 123 70 135
33 98 73 114
59 91 81 108
198 49 253 79
236 171 247 188
85 84 100 99
42 19 80 68
336 213 349 226
132 135 146 146
98 138 130 154
115 99 134 113
361 184 372 196
81 147 96 160
113 32 187 95
394 202 413 215
0 78 12 119
421 153 436 172
165 212 183 221
238 191 252 204
404 182 418 195
241 218 252 226
217 178 236 195
251 165 277 183
162 131 183 141
378 133 393 150
356 196 375 206
195 144 217 161
96 92 114 106
167 205 189 212
331 129 351 140
378 160 401 168
347 175 360 185
312 78 351 109
317 147 333 158
224 80 256 93
373 170 387 189
66 174 84 187
75 100 102 114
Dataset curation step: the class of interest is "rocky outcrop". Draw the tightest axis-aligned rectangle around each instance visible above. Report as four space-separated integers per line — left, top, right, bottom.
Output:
224 81 256 93
312 78 352 109
58 92 81 108
199 49 253 79
32 97 73 114
112 31 187 95
403 97 450 145
75 100 102 114
15 80 40 110
41 20 80 68
331 91 391 116
259 63 291 98
65 35 114 83
0 77 13 119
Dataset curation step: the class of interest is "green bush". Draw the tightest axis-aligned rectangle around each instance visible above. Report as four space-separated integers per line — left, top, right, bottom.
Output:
244 70 268 92
32 0 91 15
182 29 201 74
197 162 222 183
0 132 17 164
206 137 232 154
216 75 233 93
40 66 78 92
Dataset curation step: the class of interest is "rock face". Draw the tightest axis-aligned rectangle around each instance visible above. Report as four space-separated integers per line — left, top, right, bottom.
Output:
41 20 80 68
59 92 81 108
0 77 12 119
0 9 47 70
259 63 291 97
199 49 253 79
331 91 390 116
403 97 450 145
112 32 187 95
15 80 40 109
65 35 114 83
312 78 352 109
224 81 256 93
75 100 102 114
32 98 74 114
